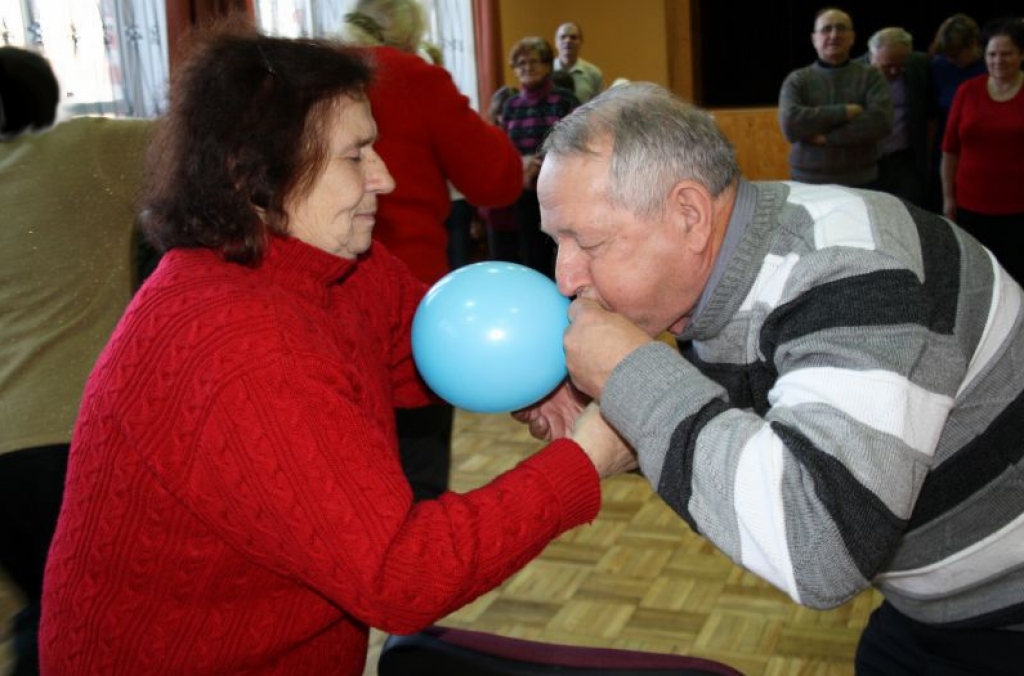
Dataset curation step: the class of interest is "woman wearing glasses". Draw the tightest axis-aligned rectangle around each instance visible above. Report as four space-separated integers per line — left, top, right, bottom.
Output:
499 37 580 279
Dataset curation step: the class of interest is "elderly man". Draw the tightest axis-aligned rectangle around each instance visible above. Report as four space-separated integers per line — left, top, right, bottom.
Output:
858 27 934 207
553 22 603 103
778 8 893 186
523 82 1024 675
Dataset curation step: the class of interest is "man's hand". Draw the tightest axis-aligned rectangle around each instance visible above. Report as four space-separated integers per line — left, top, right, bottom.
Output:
512 380 590 441
564 298 650 399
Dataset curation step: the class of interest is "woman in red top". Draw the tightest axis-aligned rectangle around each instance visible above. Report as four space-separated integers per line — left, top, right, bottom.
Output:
340 0 525 503
941 18 1024 283
39 27 635 676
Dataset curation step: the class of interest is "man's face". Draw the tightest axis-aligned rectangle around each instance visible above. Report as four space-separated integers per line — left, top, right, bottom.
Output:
812 10 855 64
870 44 910 81
556 24 582 63
538 142 702 336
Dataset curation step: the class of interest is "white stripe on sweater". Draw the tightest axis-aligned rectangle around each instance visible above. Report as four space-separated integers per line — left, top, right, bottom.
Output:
785 183 875 251
739 253 800 313
769 367 953 457
959 256 1024 397
734 423 801 602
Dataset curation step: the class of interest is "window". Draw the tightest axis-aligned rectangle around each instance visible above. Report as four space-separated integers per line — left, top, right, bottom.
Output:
0 0 169 118
254 0 479 109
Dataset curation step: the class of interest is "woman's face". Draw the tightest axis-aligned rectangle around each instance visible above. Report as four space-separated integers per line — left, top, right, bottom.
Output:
287 96 394 259
986 35 1023 82
512 50 551 90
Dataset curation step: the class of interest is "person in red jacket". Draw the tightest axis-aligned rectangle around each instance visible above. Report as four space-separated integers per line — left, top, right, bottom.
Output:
341 0 524 501
38 27 635 676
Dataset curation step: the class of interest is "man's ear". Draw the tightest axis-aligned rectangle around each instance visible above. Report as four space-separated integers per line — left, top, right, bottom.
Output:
667 180 713 253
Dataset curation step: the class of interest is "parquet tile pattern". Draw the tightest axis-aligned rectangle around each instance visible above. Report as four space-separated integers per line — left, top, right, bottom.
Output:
0 409 883 676
363 410 883 676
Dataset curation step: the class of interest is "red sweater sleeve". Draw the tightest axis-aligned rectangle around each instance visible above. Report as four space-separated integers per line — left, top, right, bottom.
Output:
183 354 600 633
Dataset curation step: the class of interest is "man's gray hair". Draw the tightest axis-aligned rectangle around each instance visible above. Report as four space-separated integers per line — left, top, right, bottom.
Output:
541 82 739 220
868 27 913 53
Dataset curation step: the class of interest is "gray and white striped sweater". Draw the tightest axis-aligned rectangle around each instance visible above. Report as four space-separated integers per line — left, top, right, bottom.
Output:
602 179 1024 630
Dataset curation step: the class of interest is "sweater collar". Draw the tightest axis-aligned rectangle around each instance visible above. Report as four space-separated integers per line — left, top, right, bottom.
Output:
816 58 851 69
679 179 784 341
520 78 554 103
261 234 358 302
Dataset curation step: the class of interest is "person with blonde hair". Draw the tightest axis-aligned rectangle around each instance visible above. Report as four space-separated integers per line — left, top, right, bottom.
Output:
342 0 425 51
341 0 523 502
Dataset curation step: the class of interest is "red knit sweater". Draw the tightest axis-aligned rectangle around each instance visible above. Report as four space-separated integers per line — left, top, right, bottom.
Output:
366 46 523 284
40 236 601 675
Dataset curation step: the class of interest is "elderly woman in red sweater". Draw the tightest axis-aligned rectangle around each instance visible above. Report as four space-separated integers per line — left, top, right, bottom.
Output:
39 27 635 676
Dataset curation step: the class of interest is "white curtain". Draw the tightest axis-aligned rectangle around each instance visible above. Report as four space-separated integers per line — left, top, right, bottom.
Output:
254 0 350 39
0 0 168 118
254 0 479 110
425 0 478 110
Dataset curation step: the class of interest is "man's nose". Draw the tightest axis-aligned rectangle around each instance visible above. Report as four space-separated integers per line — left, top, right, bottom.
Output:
554 245 586 298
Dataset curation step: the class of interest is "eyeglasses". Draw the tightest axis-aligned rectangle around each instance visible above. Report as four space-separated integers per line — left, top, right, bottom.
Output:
816 24 851 35
512 58 544 70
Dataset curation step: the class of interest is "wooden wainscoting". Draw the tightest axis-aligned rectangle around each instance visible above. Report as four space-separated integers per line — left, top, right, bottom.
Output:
710 107 791 181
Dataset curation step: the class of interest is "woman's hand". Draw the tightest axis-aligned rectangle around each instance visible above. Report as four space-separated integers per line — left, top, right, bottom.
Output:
570 402 637 479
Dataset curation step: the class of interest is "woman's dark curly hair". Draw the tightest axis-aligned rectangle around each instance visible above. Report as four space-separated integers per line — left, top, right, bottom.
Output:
142 21 374 265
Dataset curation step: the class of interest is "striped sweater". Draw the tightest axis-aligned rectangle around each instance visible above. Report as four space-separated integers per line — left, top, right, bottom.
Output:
602 179 1024 629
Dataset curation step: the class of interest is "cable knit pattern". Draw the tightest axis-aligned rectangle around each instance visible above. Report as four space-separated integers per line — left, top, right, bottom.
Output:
40 236 601 675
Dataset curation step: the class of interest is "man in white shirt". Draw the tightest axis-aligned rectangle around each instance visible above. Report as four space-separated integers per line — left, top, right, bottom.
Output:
554 22 603 103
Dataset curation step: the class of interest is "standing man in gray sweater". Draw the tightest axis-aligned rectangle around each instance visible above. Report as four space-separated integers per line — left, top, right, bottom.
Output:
778 8 892 186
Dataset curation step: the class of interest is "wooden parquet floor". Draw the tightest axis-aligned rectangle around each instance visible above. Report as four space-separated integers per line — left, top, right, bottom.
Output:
365 410 883 676
0 409 882 676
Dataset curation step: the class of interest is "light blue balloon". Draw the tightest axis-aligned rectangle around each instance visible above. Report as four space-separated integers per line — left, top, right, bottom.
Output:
412 262 570 413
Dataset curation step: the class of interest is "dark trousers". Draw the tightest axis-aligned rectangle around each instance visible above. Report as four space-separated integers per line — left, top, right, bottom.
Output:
513 189 555 279
445 198 477 271
484 204 520 264
855 601 1024 675
0 444 69 676
955 208 1024 287
877 149 926 210
396 404 453 502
